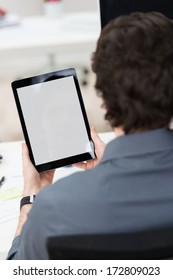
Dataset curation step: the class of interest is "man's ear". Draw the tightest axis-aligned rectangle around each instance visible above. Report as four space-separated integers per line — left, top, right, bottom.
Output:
101 100 108 110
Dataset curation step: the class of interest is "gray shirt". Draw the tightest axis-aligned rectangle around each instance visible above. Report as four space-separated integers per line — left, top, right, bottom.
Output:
7 128 173 259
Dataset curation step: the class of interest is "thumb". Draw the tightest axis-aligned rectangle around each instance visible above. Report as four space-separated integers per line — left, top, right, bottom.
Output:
22 143 30 167
91 127 104 145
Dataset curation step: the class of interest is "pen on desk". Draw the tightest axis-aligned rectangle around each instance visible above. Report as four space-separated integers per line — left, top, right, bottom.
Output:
0 176 5 188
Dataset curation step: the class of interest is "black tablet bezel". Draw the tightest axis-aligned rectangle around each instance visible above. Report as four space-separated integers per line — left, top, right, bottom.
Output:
12 68 95 172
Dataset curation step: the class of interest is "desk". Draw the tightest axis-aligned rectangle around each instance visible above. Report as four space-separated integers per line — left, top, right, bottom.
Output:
0 12 100 73
0 132 115 259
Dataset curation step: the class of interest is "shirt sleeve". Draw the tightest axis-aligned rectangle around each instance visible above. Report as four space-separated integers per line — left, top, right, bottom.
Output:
6 190 52 259
6 236 20 260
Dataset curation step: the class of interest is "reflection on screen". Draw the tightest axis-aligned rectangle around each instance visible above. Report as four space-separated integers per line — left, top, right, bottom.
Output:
17 76 93 165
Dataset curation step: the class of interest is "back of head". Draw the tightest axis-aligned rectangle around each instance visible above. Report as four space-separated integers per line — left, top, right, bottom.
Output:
92 12 173 133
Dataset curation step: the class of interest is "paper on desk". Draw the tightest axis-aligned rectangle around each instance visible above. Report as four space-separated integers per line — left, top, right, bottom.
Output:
0 141 22 178
0 187 22 201
0 176 23 190
0 177 22 224
0 13 20 28
0 184 22 224
0 198 20 224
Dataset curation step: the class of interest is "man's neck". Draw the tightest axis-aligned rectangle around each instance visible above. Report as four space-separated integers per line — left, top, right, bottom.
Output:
114 127 125 137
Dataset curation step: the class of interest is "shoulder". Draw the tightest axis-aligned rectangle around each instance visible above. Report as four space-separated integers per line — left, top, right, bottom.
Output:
37 169 94 202
33 166 103 212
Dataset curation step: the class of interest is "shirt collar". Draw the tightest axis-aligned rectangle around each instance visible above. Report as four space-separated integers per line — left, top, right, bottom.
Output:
101 128 173 163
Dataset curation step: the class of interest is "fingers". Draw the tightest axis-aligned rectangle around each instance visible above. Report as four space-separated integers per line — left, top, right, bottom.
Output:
22 142 28 155
22 143 33 168
91 127 104 145
74 127 106 171
22 143 28 164
73 162 88 170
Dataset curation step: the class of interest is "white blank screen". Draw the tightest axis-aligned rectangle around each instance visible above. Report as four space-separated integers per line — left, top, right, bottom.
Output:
17 76 92 165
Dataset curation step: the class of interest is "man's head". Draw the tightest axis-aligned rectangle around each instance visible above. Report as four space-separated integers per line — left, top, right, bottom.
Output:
92 12 173 133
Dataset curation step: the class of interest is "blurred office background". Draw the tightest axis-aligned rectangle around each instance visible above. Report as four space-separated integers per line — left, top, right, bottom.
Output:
0 0 98 16
0 0 111 142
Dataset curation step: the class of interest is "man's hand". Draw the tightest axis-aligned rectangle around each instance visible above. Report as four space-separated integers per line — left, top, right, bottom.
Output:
22 143 55 196
74 127 106 170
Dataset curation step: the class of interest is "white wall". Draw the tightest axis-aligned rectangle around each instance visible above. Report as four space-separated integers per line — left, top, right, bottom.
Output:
64 0 97 12
0 0 98 17
0 0 43 16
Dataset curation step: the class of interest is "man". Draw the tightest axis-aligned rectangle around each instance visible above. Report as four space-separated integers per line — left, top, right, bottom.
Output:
7 12 173 259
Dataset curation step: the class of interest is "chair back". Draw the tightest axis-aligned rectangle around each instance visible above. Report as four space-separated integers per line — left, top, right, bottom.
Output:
47 226 173 259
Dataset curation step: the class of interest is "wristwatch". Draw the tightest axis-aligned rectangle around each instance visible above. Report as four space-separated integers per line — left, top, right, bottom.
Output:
20 195 36 210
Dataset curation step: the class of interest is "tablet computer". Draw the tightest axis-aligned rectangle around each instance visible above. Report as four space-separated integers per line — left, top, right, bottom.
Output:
12 68 95 172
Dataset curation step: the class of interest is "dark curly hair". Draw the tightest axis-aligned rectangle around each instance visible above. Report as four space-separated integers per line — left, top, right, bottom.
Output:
92 12 173 133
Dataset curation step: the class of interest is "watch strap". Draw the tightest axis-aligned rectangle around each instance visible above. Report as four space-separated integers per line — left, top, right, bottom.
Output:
20 195 36 210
